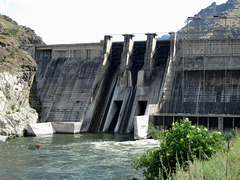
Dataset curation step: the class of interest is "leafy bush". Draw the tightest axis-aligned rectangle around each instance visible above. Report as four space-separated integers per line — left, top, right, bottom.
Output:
11 104 16 111
131 118 227 179
174 129 240 179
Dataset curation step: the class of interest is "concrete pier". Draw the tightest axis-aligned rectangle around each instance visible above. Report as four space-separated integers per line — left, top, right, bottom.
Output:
120 34 134 87
27 122 82 136
144 33 157 85
27 122 56 136
51 122 81 134
134 115 149 140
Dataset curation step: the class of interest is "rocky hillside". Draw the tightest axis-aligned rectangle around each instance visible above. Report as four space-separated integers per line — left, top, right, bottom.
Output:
0 15 44 139
0 15 44 45
179 0 240 38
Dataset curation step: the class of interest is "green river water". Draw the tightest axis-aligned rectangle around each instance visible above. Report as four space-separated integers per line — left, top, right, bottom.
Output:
0 133 159 180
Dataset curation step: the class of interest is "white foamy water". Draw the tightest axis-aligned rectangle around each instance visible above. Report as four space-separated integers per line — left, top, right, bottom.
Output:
0 134 159 180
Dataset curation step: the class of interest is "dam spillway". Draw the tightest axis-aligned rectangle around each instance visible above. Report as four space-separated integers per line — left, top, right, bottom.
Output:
29 32 240 134
81 34 170 133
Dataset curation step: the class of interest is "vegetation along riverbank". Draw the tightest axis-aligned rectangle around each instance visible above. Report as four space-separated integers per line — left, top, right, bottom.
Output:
130 118 240 179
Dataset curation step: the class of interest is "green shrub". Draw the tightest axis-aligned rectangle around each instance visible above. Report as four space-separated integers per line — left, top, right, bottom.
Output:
11 104 16 111
131 118 227 179
9 51 15 58
16 108 20 112
174 129 240 179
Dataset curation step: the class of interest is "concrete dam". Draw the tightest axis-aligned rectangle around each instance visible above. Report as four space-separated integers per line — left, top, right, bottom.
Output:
29 32 240 134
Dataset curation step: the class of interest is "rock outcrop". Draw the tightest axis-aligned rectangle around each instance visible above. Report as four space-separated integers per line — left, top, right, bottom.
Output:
0 15 43 137
0 71 38 136
0 14 44 45
179 0 240 38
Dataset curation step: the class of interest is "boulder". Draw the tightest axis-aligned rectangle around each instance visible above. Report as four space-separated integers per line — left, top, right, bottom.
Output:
0 135 8 142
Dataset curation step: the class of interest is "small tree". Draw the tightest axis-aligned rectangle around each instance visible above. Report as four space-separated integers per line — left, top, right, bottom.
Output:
131 118 227 179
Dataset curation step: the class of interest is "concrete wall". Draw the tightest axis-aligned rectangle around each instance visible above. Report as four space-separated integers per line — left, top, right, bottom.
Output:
34 43 103 124
179 39 240 71
31 34 240 134
159 38 240 117
32 35 171 134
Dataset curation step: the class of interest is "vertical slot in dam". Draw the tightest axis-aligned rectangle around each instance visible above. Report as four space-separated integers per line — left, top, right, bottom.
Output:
118 42 146 133
108 101 123 133
118 63 142 133
137 101 148 116
88 64 119 133
88 43 123 133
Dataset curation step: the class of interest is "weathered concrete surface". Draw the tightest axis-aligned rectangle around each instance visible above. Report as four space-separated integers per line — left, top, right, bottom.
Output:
159 38 240 115
155 36 240 131
27 122 56 136
91 34 171 134
134 115 149 140
144 33 157 84
51 122 81 134
34 43 103 124
31 33 240 134
81 37 117 132
27 122 82 135
32 34 171 134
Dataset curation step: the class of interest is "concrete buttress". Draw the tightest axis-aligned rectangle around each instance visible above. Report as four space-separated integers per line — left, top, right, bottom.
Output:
120 34 134 87
143 33 157 85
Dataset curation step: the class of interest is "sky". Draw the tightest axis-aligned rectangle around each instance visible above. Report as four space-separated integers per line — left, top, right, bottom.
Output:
0 0 228 44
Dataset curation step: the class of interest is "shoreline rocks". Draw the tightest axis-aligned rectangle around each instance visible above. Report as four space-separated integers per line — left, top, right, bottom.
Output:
0 135 8 142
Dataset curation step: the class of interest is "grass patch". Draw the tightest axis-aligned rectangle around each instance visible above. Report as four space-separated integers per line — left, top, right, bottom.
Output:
173 130 240 179
11 104 16 111
131 119 239 180
0 17 21 36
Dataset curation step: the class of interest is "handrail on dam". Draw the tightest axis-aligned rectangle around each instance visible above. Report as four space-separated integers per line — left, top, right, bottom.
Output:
108 32 170 42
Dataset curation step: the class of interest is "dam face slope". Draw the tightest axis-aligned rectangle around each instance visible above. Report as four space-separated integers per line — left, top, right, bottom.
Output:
34 43 103 123
32 34 172 134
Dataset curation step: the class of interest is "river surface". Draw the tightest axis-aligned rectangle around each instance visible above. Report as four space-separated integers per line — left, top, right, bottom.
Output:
0 133 159 180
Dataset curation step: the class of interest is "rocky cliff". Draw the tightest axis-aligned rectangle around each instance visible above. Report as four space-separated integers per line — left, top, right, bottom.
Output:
0 15 44 138
179 0 240 38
